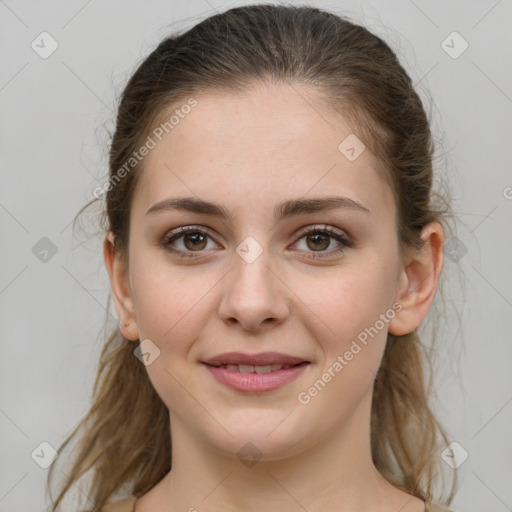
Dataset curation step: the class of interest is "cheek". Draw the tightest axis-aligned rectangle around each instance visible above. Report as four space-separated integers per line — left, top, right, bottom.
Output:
129 260 220 410
293 264 394 419
293 258 398 345
130 257 219 350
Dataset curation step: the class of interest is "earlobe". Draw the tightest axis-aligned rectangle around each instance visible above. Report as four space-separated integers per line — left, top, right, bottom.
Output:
103 232 140 341
388 222 444 336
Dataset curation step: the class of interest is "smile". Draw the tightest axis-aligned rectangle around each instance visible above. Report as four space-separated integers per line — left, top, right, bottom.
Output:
202 362 310 393
210 363 297 373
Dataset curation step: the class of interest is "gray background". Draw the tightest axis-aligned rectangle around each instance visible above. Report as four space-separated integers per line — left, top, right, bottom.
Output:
1 1 511 511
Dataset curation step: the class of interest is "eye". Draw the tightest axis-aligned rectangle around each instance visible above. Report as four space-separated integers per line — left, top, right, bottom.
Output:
162 226 220 258
291 225 352 259
162 224 352 260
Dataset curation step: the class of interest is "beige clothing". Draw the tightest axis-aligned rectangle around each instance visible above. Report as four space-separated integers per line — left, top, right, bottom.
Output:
97 495 455 512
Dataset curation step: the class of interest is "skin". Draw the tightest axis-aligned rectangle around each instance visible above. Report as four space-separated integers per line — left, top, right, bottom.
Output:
104 81 444 512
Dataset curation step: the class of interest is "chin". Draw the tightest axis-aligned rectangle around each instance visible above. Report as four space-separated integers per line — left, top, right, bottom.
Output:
205 412 312 462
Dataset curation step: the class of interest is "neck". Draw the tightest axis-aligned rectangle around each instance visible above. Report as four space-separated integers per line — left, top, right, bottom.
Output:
141 391 423 512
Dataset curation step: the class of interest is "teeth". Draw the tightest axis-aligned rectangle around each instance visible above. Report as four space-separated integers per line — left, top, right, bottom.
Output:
218 363 296 373
255 365 271 374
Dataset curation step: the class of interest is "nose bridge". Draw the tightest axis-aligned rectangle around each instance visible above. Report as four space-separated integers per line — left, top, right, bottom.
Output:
218 234 289 329
235 236 273 291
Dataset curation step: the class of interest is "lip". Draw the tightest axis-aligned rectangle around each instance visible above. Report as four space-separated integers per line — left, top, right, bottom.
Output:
202 351 309 366
203 361 310 393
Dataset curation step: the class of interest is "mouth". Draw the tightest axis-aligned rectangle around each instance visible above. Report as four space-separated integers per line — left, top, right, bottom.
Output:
202 351 309 367
201 361 310 393
203 362 306 373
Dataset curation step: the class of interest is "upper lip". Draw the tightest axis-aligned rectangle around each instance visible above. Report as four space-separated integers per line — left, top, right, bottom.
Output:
202 352 309 367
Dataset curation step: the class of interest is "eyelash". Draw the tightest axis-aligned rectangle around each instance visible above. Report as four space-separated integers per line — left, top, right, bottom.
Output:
161 224 352 260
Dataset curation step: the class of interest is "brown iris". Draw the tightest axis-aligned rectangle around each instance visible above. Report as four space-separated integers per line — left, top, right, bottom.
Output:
183 232 208 251
306 232 330 251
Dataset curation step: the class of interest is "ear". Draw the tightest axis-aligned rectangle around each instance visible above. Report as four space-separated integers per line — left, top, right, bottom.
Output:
388 221 444 336
103 232 139 341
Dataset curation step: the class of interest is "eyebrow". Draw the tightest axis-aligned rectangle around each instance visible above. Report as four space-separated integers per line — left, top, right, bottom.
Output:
146 196 370 222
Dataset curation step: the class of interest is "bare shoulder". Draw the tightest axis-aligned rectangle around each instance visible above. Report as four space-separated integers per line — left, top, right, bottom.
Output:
426 504 455 512
81 495 137 512
101 496 137 512
87 496 455 512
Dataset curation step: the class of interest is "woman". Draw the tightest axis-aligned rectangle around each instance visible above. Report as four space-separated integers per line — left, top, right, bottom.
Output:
48 4 458 511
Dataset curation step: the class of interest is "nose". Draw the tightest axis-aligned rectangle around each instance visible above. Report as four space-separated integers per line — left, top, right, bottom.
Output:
217 245 290 332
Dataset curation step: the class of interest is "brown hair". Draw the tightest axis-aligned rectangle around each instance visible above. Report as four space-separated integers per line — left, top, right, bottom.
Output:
48 4 458 510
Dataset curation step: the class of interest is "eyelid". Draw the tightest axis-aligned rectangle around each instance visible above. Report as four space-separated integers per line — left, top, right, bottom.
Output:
162 225 221 252
293 223 350 241
161 223 352 259
289 224 352 260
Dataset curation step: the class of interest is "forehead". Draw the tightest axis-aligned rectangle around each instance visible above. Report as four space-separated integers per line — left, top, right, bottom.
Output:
133 82 395 224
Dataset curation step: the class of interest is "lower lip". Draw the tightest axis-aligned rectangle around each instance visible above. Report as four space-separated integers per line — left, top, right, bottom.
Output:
202 362 309 393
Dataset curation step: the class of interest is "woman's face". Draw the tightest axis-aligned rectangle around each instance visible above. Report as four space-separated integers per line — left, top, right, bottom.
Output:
112 82 414 460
